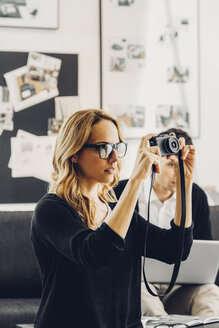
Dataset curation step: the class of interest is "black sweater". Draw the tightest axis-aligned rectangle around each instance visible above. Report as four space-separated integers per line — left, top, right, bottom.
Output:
114 181 212 240
31 193 193 328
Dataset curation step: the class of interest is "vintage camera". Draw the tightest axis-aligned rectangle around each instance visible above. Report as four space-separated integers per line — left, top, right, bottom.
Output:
149 134 179 156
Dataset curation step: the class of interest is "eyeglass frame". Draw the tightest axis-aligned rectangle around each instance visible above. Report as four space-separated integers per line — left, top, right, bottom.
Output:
82 142 127 160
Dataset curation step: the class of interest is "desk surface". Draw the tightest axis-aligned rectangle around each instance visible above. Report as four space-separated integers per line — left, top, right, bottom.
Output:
16 323 219 328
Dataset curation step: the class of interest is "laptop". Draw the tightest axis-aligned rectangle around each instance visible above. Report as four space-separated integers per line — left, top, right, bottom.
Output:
143 240 219 284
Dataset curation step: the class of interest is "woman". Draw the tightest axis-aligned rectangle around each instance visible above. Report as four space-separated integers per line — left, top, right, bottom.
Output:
31 109 195 328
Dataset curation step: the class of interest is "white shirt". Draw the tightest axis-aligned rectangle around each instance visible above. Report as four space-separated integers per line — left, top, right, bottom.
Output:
138 179 176 229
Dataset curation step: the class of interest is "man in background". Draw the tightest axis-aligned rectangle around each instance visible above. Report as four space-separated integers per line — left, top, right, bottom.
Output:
114 128 219 317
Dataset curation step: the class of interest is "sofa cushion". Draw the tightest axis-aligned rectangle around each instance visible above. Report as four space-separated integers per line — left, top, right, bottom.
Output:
0 298 40 328
0 211 41 298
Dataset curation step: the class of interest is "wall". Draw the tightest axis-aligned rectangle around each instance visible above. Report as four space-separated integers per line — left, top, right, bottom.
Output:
119 0 219 193
0 0 219 211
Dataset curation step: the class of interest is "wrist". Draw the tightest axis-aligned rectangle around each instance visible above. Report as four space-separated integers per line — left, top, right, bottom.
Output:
128 176 143 186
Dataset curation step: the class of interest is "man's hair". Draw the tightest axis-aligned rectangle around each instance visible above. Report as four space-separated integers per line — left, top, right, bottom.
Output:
158 128 193 145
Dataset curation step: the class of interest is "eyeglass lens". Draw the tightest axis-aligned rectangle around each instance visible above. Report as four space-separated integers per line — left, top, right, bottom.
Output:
99 143 126 159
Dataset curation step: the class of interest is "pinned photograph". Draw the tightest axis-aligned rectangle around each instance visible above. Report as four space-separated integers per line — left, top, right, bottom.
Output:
167 66 190 83
109 38 145 72
8 130 56 182
47 96 80 135
4 52 62 112
108 103 146 138
0 0 58 29
108 0 135 7
156 104 189 130
118 0 135 6
0 86 13 136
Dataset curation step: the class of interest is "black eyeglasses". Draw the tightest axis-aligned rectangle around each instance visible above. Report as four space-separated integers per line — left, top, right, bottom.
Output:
82 142 127 159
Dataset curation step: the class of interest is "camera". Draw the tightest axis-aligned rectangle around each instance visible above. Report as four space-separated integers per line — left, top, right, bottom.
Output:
149 134 179 156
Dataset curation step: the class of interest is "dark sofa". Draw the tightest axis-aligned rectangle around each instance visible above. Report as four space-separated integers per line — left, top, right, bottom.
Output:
0 206 218 328
0 211 41 328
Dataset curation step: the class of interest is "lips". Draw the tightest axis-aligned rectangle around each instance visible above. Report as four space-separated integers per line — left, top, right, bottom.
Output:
104 167 116 174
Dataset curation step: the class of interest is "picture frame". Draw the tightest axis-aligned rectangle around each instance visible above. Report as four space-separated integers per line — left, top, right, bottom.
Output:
0 0 59 29
100 0 200 139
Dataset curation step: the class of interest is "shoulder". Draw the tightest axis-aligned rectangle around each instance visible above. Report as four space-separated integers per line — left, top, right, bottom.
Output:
32 193 81 229
192 182 208 201
35 193 74 213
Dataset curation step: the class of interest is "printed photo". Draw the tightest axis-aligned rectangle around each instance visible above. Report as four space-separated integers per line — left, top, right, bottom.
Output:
0 0 58 29
118 0 135 6
4 52 62 112
0 86 13 136
109 38 145 72
109 104 145 128
47 96 80 135
167 66 190 83
156 104 189 130
9 130 56 181
108 103 146 138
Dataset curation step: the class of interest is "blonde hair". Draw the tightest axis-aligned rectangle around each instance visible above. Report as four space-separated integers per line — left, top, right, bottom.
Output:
49 109 124 229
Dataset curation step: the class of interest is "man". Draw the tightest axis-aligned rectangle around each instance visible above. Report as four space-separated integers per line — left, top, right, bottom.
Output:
114 128 219 317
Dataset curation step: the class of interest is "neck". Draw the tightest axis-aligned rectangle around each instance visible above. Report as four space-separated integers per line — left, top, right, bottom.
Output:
153 181 174 203
78 178 99 202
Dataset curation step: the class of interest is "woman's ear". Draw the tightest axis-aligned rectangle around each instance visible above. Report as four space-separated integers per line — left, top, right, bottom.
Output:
72 154 78 164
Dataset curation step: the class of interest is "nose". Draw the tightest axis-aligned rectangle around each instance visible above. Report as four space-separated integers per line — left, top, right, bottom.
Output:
108 149 119 163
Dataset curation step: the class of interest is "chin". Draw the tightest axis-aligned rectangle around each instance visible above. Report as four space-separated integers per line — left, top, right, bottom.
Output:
100 175 114 184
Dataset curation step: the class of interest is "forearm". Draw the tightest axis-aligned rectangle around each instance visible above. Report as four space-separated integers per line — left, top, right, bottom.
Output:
174 173 192 228
105 178 143 238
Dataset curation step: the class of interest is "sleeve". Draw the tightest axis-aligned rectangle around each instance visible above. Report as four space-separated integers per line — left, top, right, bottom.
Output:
192 184 213 240
32 197 125 270
132 211 194 264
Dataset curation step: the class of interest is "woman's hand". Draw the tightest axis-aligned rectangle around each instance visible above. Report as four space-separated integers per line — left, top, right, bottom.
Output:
129 133 162 182
167 133 195 183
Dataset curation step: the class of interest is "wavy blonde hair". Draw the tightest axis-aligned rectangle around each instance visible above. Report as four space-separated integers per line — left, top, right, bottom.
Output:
49 109 124 229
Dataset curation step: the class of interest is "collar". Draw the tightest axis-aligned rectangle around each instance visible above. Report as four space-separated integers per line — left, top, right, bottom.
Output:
143 178 176 204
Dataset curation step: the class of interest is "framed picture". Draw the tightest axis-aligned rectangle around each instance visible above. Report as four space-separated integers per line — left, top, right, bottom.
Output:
100 0 200 139
0 0 59 29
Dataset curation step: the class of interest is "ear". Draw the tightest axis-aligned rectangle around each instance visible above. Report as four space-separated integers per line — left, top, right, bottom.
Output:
72 154 78 164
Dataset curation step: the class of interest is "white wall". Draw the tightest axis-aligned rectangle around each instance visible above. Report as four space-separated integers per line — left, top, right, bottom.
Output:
0 0 219 211
120 0 219 192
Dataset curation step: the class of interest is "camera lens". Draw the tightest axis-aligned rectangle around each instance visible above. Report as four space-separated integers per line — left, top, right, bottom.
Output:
171 141 177 148
166 136 179 154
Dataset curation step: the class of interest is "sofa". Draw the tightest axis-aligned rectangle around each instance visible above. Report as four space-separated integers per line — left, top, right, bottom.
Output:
0 206 218 328
0 211 41 328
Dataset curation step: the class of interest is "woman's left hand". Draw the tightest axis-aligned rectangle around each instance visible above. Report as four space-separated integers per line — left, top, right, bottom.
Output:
167 134 195 183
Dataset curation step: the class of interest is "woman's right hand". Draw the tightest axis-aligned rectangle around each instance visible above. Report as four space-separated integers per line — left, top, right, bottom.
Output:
129 133 162 182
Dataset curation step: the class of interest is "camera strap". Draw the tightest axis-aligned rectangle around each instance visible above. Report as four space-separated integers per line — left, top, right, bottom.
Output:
142 150 186 297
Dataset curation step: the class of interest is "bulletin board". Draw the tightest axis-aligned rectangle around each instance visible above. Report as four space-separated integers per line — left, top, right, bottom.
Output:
100 0 200 139
0 51 78 203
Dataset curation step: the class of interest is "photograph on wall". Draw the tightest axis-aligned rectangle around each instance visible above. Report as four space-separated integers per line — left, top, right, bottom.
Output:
0 0 58 29
9 129 56 182
166 66 190 83
0 85 13 135
100 0 199 138
108 103 146 138
47 95 80 135
155 104 189 130
4 52 62 112
109 37 146 72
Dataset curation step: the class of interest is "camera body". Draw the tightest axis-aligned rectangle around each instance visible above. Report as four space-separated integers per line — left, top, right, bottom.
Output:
149 134 179 156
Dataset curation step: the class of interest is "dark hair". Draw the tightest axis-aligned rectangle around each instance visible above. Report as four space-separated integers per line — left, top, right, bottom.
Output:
158 128 193 145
